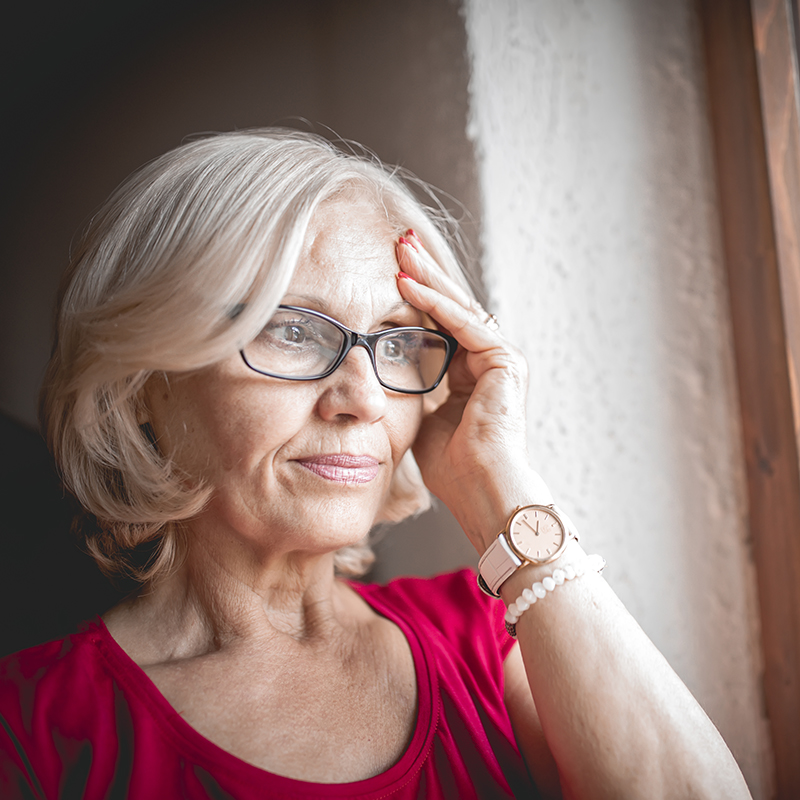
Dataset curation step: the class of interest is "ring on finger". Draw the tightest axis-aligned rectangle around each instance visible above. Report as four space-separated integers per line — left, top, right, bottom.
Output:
474 302 500 331
483 312 500 331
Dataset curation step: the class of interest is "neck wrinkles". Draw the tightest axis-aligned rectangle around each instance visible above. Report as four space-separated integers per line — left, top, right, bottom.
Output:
109 536 351 665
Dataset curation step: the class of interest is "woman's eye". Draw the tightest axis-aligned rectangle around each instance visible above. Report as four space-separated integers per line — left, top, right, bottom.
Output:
383 339 405 359
261 320 316 348
381 335 420 364
280 324 307 344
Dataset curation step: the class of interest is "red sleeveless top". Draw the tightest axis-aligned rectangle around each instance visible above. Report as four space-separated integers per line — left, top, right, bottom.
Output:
0 570 537 799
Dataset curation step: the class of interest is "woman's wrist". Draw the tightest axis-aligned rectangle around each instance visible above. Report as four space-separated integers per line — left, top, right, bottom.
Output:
498 539 587 606
502 550 606 637
498 539 589 603
451 464 555 554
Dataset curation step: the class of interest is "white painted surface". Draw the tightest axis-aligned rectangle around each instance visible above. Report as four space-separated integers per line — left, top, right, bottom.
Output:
462 0 771 795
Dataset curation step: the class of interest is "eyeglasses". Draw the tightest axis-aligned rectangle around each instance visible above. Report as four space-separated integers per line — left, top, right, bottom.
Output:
240 305 458 394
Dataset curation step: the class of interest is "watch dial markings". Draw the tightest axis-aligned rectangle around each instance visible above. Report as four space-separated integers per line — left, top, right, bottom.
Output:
511 507 569 563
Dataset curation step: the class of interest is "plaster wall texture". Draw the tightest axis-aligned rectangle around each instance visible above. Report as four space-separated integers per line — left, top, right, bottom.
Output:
462 0 770 795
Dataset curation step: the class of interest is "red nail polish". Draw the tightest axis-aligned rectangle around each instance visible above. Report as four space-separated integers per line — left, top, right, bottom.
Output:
398 236 418 251
407 229 418 238
397 271 415 281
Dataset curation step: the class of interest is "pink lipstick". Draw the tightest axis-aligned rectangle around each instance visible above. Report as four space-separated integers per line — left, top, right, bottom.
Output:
296 455 380 484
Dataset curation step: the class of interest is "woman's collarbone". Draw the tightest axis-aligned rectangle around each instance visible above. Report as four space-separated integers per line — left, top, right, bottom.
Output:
143 624 418 781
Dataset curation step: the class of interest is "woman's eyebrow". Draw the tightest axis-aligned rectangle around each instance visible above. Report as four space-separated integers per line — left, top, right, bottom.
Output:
382 300 416 316
281 296 417 318
282 293 327 309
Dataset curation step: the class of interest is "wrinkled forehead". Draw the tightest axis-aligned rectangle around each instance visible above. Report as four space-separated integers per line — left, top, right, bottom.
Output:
305 193 396 256
293 198 396 284
285 196 420 326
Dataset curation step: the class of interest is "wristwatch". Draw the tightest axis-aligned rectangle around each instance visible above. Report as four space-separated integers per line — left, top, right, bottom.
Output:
477 504 579 597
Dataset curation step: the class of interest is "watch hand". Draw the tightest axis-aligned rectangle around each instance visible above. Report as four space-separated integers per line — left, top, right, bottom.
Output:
521 518 540 536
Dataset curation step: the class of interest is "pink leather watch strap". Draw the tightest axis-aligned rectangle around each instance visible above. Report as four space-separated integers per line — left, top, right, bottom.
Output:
478 535 522 597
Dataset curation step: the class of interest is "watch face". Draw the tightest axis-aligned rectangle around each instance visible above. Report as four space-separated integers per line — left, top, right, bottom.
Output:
507 506 566 564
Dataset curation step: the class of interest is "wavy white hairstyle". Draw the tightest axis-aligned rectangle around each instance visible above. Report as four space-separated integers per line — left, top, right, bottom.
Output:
40 128 476 583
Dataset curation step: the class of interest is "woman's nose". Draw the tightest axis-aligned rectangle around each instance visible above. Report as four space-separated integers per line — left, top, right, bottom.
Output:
316 345 387 423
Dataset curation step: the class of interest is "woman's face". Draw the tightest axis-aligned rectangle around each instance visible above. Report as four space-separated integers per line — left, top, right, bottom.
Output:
145 198 426 559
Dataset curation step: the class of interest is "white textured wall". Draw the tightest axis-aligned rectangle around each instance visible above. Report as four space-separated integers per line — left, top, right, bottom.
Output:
462 0 771 795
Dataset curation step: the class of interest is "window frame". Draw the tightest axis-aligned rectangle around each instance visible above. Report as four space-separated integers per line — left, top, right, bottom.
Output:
699 0 800 794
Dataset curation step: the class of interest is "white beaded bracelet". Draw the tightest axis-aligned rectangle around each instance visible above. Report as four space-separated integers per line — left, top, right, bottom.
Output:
504 553 606 638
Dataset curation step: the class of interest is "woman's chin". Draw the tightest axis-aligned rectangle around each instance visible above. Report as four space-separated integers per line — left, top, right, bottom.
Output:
210 499 381 555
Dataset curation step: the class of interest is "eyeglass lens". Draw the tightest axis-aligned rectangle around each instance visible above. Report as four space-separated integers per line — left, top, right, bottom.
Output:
242 308 451 392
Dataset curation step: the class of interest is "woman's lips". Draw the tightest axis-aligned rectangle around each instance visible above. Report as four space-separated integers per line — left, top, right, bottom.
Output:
296 454 381 484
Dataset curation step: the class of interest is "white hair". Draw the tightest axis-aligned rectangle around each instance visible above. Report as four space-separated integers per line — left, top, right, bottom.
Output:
40 128 477 583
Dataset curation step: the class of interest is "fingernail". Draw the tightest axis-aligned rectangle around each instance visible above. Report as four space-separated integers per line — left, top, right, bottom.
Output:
397 271 416 282
398 236 418 251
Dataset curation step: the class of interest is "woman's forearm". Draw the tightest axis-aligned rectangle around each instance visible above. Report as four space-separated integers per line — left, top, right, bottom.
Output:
502 553 752 799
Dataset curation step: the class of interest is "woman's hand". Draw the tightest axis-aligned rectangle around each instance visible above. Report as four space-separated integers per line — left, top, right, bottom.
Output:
397 233 754 800
395 231 550 553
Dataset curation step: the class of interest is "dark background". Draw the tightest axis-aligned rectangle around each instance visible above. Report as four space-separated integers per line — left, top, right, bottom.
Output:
0 0 480 656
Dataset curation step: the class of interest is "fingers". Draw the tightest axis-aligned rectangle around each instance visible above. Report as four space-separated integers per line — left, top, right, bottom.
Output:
395 231 501 354
396 231 483 316
397 272 503 357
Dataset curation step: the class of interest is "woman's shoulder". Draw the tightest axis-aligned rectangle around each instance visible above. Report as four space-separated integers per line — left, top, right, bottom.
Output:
353 568 510 655
355 567 481 608
0 618 113 712
0 619 139 798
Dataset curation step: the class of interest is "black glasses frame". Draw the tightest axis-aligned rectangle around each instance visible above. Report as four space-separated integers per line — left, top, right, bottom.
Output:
240 305 459 395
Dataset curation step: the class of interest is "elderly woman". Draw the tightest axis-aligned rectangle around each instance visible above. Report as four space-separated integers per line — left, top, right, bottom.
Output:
0 130 749 799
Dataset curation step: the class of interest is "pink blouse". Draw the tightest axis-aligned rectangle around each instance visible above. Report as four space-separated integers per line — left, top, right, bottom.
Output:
0 570 537 798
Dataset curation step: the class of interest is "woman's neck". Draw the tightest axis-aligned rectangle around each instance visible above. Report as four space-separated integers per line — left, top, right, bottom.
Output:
103 536 356 666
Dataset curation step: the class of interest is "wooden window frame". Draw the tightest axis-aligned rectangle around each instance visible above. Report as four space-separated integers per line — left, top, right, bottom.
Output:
699 0 800 795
